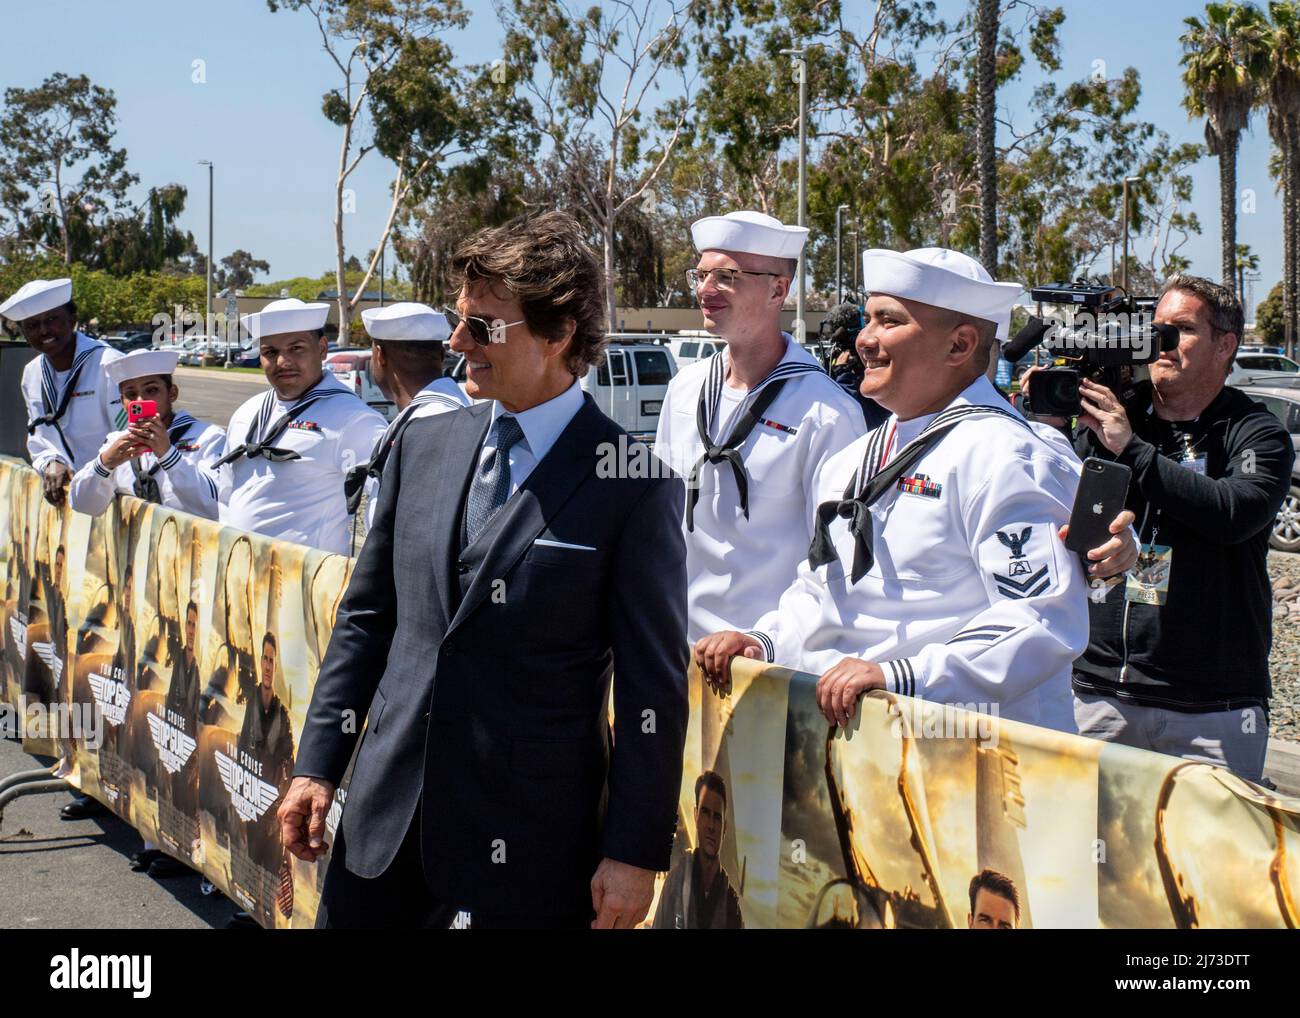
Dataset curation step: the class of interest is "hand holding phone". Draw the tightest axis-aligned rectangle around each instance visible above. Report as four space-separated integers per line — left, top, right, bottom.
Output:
1064 458 1132 555
126 399 160 454
127 399 158 424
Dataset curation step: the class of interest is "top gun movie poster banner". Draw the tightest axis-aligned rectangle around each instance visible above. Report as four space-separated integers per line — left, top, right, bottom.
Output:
0 457 353 928
1 455 1298 928
663 657 1300 929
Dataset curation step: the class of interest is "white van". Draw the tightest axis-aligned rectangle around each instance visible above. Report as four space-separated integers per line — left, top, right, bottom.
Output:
584 339 676 439
449 337 676 439
666 334 725 368
324 349 397 421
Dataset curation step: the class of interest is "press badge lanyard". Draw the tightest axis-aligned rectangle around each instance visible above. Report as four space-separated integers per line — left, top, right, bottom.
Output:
1124 426 1204 607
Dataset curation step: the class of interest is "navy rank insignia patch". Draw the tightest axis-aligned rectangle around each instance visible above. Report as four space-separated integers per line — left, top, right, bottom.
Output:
991 525 1052 598
897 473 942 499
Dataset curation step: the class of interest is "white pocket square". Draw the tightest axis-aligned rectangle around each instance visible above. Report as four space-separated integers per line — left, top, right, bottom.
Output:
533 538 598 552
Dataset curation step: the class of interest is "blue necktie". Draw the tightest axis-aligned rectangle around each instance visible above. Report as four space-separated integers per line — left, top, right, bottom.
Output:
465 416 525 544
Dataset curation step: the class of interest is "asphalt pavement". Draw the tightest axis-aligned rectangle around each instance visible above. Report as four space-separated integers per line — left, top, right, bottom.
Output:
171 366 268 426
0 369 266 929
0 735 226 928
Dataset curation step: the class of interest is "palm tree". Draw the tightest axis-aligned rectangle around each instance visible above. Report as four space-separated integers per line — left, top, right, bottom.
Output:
1181 2 1272 292
1235 241 1260 304
1265 1 1300 355
975 0 999 274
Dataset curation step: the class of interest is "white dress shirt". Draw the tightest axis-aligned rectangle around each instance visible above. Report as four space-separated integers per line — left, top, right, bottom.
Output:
481 377 585 495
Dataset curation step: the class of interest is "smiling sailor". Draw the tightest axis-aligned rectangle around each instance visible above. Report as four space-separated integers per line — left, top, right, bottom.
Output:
1 277 124 506
654 211 867 642
217 298 387 555
695 247 1111 732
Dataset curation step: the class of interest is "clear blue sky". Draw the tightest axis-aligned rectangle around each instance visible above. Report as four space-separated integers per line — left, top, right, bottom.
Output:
0 0 1281 316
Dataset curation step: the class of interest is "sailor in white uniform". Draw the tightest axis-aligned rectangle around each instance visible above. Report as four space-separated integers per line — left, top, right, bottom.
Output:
217 299 387 556
1 277 124 504
69 349 226 519
696 248 1135 732
349 302 470 533
654 211 867 642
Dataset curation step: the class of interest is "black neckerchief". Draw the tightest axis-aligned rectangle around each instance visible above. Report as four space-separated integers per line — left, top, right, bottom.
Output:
809 403 1032 583
28 336 106 460
685 348 822 531
213 379 343 468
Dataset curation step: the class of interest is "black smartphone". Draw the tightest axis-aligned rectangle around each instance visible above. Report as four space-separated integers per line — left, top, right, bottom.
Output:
1064 458 1132 555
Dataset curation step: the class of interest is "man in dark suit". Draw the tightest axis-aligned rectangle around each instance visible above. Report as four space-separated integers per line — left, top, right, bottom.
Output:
280 211 689 929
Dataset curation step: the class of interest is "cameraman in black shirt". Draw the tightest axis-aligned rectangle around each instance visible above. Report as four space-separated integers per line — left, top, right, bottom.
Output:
1030 275 1292 781
820 301 889 430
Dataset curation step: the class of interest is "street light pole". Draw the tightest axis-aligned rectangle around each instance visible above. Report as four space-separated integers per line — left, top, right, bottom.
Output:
835 204 849 304
781 46 808 343
198 160 220 366
1121 175 1139 291
851 227 860 294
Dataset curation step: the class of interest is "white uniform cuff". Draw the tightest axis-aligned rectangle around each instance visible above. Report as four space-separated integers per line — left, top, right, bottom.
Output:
157 446 183 471
884 658 919 698
92 456 112 478
744 630 774 663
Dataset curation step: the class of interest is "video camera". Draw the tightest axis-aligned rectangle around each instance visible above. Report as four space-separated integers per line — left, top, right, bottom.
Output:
818 301 864 371
1008 281 1180 418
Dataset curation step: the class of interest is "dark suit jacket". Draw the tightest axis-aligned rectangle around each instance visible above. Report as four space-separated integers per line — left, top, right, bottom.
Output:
294 394 689 917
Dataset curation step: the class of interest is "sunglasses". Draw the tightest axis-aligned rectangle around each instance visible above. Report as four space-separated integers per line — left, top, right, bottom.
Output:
442 307 526 346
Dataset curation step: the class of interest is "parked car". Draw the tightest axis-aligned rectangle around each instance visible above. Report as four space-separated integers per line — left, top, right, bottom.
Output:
1243 385 1300 552
1228 352 1300 387
1241 345 1287 356
176 334 219 366
450 335 676 439
102 331 154 353
324 348 396 421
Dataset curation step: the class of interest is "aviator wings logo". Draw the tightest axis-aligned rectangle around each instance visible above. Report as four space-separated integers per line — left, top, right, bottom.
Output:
9 616 26 659
146 712 196 774
31 641 63 687
215 749 280 822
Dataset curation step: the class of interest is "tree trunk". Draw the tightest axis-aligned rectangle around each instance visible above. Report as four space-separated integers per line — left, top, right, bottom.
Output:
335 191 350 347
334 107 354 348
54 164 70 265
1284 127 1295 357
975 0 999 274
604 214 617 333
1219 131 1239 292
1284 124 1294 358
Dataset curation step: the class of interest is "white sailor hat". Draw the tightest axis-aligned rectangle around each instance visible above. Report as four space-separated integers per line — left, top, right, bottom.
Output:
691 211 808 260
861 247 1023 331
361 302 450 342
0 278 73 323
241 298 330 340
105 349 180 388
